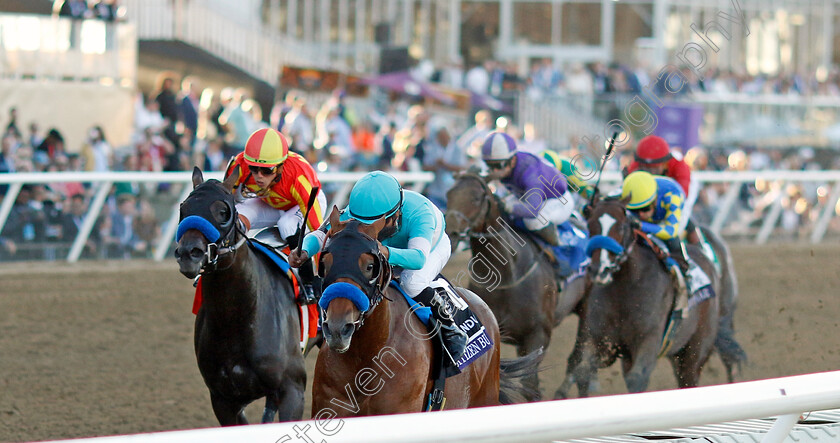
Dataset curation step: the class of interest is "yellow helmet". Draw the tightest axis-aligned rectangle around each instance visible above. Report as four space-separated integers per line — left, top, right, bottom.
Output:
243 128 289 167
621 171 657 209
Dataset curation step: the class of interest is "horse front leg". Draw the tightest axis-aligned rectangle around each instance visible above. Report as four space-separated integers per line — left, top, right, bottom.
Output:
622 338 660 393
210 393 247 426
271 378 306 422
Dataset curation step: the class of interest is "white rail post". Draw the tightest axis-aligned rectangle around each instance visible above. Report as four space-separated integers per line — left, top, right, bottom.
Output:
154 184 193 262
0 182 23 235
810 181 840 244
67 181 113 263
710 180 742 234
761 413 801 443
756 188 784 245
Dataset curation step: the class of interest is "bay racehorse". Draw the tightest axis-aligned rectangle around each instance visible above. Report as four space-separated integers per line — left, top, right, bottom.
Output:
312 208 541 416
558 194 724 397
174 167 306 425
444 173 587 398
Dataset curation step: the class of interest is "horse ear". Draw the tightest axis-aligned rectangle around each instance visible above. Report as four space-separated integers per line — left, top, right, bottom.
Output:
327 205 344 235
619 192 632 207
221 164 239 191
192 166 204 189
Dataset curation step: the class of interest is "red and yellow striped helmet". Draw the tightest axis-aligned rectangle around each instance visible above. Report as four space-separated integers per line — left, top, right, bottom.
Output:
243 128 289 167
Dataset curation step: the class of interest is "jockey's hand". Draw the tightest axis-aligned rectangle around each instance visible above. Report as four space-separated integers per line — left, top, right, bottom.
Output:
379 243 390 260
288 249 309 268
501 194 518 213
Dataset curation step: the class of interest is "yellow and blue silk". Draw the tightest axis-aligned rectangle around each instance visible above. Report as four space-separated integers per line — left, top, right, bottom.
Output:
640 176 684 240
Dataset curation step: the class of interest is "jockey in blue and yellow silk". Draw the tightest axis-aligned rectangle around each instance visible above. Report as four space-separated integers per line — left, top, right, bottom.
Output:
291 171 467 360
622 170 699 284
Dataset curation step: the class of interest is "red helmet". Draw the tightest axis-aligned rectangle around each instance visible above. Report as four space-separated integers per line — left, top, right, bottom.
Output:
635 135 671 165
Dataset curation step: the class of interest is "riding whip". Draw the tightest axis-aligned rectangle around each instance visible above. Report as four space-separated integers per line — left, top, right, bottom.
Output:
295 186 321 252
589 131 619 207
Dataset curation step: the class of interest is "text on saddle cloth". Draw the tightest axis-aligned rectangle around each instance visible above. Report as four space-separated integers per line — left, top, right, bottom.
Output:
392 277 494 373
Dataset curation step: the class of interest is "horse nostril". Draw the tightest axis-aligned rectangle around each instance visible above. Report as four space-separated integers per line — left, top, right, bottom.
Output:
174 248 181 259
340 323 354 337
322 322 332 337
190 248 204 259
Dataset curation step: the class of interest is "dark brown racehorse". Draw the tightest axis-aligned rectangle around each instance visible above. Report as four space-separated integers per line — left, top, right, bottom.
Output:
312 208 540 416
174 167 306 425
444 173 587 398
558 195 722 397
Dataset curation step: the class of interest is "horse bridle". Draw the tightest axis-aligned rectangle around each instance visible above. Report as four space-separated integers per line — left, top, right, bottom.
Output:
177 182 248 274
318 225 393 331
200 219 247 274
447 175 504 242
587 207 637 280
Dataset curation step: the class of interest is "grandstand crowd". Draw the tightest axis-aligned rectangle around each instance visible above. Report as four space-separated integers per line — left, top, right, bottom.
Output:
1 59 838 261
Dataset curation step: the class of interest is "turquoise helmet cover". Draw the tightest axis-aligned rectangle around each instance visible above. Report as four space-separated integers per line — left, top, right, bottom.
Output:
348 171 404 221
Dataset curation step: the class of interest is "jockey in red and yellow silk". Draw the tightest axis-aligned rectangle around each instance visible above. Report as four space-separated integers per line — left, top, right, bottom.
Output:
225 128 325 245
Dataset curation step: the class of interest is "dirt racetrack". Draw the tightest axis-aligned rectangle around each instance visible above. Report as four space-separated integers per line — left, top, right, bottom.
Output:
1 243 839 442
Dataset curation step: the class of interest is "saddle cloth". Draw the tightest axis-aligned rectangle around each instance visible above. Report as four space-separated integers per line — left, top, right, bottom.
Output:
523 219 590 279
390 276 494 377
191 240 319 352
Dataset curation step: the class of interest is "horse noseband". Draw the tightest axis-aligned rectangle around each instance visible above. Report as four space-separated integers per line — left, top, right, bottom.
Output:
178 180 242 273
320 226 390 310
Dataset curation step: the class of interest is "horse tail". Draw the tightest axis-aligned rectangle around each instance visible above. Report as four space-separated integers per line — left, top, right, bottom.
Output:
499 348 544 404
699 226 748 381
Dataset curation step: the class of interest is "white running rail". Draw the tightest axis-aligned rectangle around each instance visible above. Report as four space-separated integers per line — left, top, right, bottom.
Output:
1 170 839 263
39 371 840 443
0 171 433 262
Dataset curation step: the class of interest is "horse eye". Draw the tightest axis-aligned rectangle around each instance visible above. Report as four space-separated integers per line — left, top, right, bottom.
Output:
366 263 374 271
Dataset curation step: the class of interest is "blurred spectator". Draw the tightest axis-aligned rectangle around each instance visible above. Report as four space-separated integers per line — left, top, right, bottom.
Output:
134 199 160 251
81 125 113 172
422 126 466 209
202 138 227 172
102 193 147 259
28 122 43 151
36 128 66 163
455 109 494 159
374 122 397 170
178 76 202 143
281 95 313 152
58 193 100 258
1 185 47 259
93 0 118 21
5 107 20 138
135 93 166 135
218 88 253 153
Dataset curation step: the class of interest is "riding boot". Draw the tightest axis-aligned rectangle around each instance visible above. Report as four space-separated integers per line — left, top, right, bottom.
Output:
415 287 467 362
665 237 690 273
665 237 689 308
532 224 561 247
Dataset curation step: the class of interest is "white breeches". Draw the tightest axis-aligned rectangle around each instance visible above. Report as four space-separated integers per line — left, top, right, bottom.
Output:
236 191 327 239
522 190 575 230
678 179 699 234
401 227 451 298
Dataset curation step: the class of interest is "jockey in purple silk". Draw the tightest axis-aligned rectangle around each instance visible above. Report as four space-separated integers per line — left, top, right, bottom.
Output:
481 131 575 248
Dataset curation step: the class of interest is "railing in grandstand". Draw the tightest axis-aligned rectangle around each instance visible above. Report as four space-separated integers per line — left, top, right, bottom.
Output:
0 13 137 85
0 171 433 263
120 0 356 84
39 371 840 443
